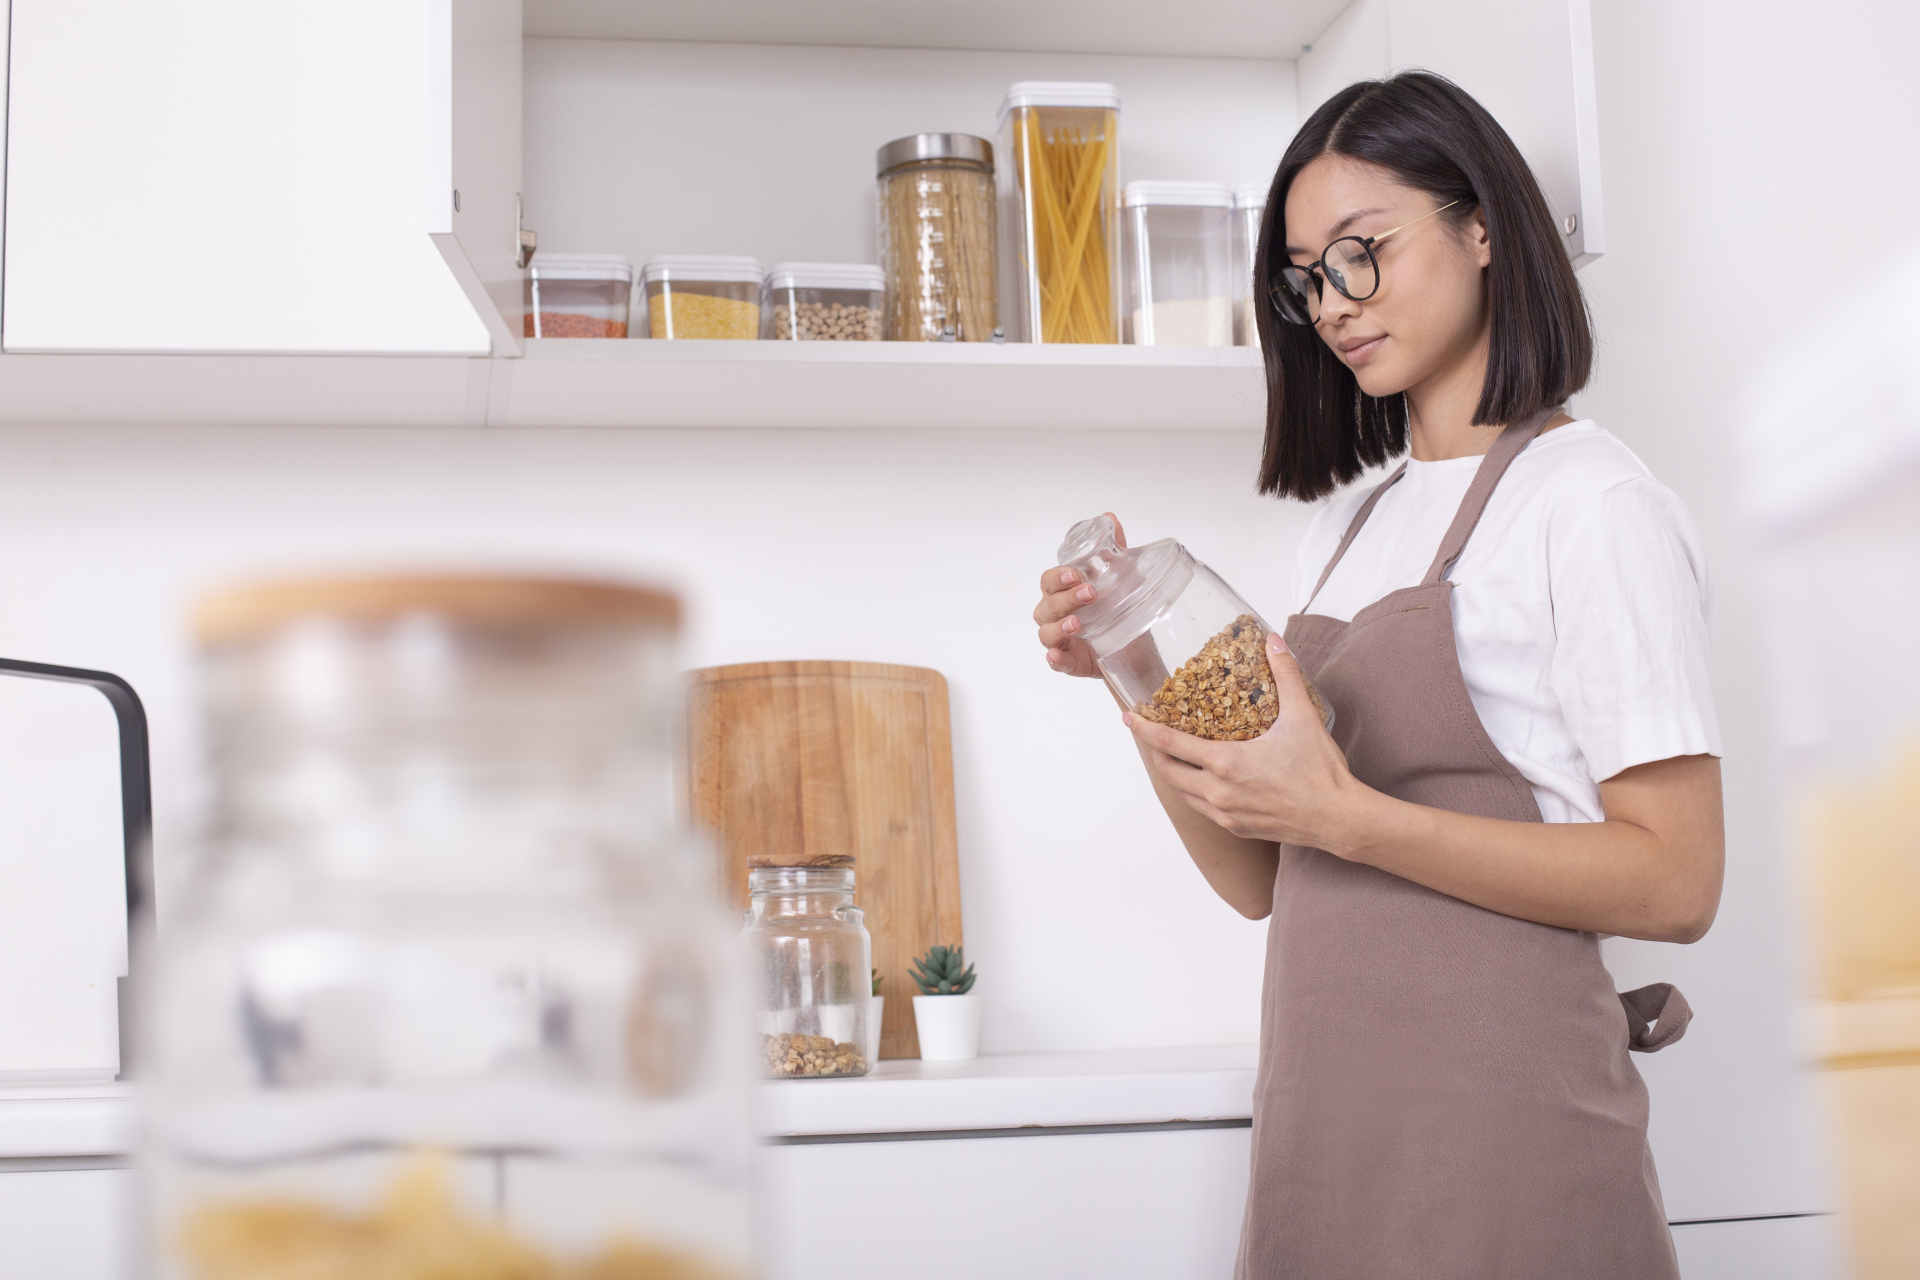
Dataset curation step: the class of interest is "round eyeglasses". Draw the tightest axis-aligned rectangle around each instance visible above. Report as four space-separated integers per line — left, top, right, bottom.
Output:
1268 199 1462 325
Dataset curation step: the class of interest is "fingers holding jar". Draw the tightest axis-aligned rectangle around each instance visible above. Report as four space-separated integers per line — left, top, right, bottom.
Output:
1035 566 1103 678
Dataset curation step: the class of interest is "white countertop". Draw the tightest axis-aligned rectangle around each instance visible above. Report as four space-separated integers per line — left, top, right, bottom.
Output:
0 1046 1259 1157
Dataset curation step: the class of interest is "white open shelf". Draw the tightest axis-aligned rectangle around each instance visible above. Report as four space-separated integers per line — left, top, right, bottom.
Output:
0 341 1265 430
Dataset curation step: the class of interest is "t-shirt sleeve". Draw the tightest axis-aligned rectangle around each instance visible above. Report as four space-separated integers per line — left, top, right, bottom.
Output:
1548 476 1723 782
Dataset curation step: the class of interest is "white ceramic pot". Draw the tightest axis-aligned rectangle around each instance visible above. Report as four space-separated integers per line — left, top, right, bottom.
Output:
867 994 885 1065
912 993 981 1062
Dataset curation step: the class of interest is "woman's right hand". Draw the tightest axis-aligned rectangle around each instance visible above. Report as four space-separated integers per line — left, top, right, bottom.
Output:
1034 512 1126 679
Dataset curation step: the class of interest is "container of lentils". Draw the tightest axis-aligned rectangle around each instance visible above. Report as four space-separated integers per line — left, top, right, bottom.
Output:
762 263 885 341
640 255 762 339
523 253 632 338
876 133 998 342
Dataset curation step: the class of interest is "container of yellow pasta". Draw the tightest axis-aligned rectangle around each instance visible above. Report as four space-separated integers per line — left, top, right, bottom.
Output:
997 82 1122 344
641 255 763 339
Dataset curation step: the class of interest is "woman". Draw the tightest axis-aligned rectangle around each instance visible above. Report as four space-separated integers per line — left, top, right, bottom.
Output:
1033 73 1722 1277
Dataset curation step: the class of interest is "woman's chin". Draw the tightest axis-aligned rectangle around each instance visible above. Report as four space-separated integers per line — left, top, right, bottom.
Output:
1353 370 1410 402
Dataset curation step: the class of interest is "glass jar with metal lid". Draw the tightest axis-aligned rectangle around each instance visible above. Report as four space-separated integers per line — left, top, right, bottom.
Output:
743 855 872 1079
876 133 998 343
143 575 753 1279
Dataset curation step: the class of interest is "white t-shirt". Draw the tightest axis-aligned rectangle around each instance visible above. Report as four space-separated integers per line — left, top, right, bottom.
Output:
1288 421 1722 825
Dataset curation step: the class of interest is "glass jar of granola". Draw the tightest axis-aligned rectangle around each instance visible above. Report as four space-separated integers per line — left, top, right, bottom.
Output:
743 856 871 1079
1056 514 1334 741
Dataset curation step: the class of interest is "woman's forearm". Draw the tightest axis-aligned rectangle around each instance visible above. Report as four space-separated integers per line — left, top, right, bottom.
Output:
1322 755 1725 943
1137 742 1279 919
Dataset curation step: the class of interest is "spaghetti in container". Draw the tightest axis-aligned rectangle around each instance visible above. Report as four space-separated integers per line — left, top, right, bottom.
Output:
997 82 1121 344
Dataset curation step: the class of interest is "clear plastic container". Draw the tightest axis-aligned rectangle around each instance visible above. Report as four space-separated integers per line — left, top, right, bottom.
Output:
997 82 1121 344
763 263 885 341
743 857 871 1079
1123 181 1235 347
143 576 753 1280
876 133 999 342
1057 515 1334 740
641 255 762 340
523 253 632 339
1232 183 1268 347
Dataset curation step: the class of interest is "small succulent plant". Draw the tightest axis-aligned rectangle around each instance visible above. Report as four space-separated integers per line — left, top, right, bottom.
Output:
871 968 883 997
910 945 976 995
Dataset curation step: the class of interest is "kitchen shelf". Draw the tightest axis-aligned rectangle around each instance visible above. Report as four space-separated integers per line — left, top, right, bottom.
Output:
0 343 1267 431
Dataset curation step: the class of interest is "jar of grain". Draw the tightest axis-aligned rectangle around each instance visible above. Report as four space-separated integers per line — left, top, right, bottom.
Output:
997 83 1121 344
743 856 872 1079
1232 183 1267 347
1123 182 1235 347
640 255 763 339
523 253 632 339
876 134 998 342
1056 514 1335 741
763 263 885 341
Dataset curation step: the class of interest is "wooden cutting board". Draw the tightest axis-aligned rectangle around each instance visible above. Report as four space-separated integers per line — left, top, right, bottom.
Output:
685 661 962 1059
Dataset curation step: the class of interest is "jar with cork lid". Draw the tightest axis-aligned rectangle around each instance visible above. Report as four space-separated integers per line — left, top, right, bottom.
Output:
743 854 872 1079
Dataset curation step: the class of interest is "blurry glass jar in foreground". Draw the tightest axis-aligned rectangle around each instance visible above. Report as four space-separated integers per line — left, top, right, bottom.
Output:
146 576 752 1280
762 263 884 341
743 856 870 1079
876 133 998 342
1231 183 1267 347
642 256 763 339
1123 181 1234 347
1057 515 1334 741
997 82 1121 344
524 253 633 339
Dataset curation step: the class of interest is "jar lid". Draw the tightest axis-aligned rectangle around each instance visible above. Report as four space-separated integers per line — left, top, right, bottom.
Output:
999 81 1122 118
1233 182 1269 211
1123 180 1234 210
196 575 680 647
748 854 856 868
876 133 994 176
765 263 886 292
529 252 632 283
640 255 764 286
1055 515 1194 649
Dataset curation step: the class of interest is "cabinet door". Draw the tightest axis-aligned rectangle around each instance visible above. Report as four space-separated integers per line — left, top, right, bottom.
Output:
2 0 489 353
428 0 527 356
1299 0 1603 267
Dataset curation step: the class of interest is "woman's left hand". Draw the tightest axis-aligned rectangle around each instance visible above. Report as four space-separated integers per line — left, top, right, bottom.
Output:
1127 633 1367 853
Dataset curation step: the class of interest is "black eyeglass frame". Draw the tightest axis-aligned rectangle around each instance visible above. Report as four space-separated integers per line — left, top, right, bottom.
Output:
1268 199 1463 325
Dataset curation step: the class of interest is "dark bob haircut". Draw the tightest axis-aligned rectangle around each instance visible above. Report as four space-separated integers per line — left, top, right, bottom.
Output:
1253 71 1592 500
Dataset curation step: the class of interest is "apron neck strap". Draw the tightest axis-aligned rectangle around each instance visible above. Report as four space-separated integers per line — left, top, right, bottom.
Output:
1420 405 1563 585
1304 462 1408 612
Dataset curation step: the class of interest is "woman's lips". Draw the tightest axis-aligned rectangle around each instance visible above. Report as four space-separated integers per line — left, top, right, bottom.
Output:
1340 334 1387 365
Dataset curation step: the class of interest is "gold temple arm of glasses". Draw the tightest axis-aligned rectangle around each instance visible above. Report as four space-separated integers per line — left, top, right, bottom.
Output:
1370 198 1464 246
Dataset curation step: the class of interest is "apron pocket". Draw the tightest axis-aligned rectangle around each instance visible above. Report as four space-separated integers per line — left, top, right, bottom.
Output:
1620 982 1692 1052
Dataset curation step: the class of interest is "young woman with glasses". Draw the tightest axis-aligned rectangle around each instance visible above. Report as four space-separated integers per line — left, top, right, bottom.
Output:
1033 72 1721 1278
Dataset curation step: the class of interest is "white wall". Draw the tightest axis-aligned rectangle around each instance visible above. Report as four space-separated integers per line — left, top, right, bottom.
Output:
0 424 1307 1056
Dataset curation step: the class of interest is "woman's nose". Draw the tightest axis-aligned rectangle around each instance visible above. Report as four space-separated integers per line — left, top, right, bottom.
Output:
1315 280 1361 327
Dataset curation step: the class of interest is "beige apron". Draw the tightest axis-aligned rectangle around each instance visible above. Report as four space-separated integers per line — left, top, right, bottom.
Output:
1237 411 1692 1279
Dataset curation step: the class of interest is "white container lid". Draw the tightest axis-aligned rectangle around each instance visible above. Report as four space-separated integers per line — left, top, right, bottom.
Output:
528 253 631 283
1233 183 1269 210
1123 181 1234 210
641 255 763 286
765 263 886 292
999 81 1122 119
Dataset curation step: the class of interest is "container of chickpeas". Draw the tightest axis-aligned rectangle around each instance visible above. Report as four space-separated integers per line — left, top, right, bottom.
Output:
762 263 885 341
640 255 763 339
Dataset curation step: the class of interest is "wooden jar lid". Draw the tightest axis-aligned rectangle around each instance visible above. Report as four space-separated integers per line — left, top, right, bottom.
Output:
195 575 681 647
747 854 856 869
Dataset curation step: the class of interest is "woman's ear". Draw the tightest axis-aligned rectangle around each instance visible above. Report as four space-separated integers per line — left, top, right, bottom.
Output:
1468 206 1492 269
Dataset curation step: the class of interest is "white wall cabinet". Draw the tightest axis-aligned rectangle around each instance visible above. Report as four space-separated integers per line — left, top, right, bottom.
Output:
2 0 1600 374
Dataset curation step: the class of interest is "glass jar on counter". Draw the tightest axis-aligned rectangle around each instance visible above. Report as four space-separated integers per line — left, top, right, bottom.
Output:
1123 181 1235 347
641 255 763 339
523 253 632 339
1232 183 1267 347
997 82 1121 344
1057 515 1335 741
144 576 753 1280
876 133 998 342
743 856 871 1079
763 263 885 341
